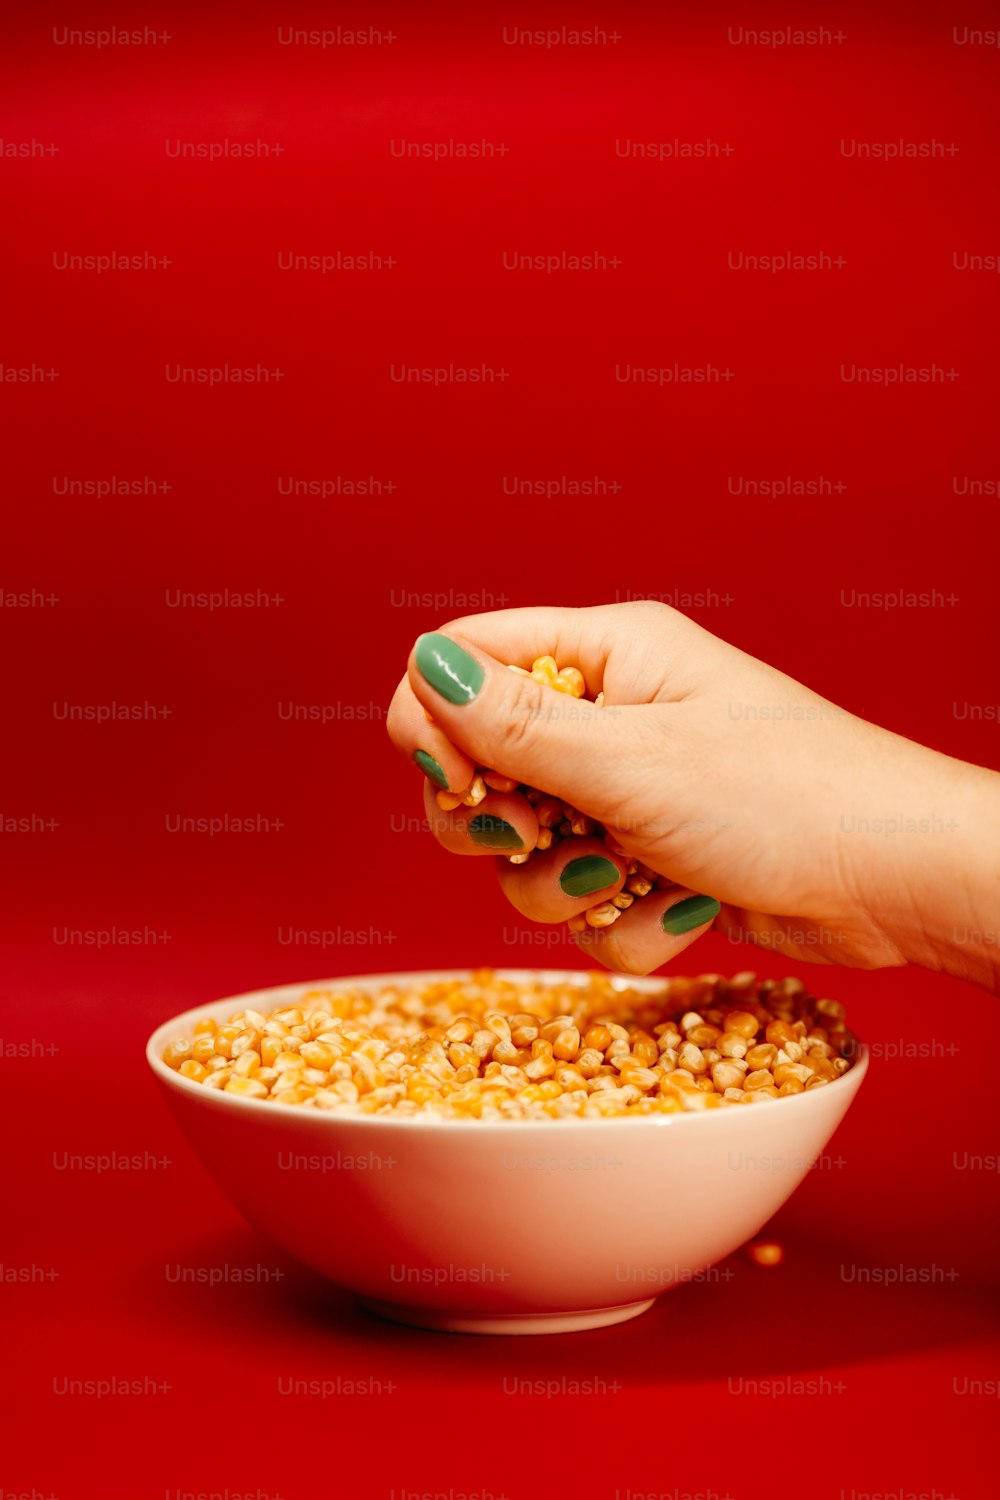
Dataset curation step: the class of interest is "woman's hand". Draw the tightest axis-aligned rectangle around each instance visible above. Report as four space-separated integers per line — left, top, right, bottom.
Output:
387 603 1000 989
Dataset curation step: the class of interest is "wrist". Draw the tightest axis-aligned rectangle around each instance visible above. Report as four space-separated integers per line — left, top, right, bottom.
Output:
888 752 1000 992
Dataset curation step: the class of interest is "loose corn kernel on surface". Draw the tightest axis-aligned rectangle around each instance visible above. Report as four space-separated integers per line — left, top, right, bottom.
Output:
162 970 857 1120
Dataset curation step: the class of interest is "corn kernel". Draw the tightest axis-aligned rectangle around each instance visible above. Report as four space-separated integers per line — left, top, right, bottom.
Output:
162 973 855 1119
224 1077 269 1099
747 1241 784 1268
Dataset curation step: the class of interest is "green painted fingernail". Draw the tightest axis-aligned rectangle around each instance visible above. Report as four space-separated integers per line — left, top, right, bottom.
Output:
468 814 523 850
560 855 619 898
413 750 448 789
415 632 484 706
661 894 720 935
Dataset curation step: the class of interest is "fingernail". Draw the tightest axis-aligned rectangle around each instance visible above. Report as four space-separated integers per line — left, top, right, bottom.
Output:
413 750 448 789
468 814 523 850
560 855 620 898
661 894 720 935
415 632 484 706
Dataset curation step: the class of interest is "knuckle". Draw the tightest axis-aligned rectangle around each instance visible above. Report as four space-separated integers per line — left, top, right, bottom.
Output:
385 679 413 742
594 927 635 974
575 926 644 976
491 676 540 756
619 598 673 622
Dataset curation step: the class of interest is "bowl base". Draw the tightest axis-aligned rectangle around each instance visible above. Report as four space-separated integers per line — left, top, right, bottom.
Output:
359 1297 656 1335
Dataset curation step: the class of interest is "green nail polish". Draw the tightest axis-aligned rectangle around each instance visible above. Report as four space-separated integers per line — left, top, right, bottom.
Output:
661 894 720 935
415 632 484 706
468 814 523 850
560 855 620 898
413 750 448 789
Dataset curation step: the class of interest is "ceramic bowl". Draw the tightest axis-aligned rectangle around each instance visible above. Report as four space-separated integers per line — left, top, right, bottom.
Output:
147 969 867 1335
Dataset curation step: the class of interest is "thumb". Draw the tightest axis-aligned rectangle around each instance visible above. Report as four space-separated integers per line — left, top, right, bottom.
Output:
407 630 651 821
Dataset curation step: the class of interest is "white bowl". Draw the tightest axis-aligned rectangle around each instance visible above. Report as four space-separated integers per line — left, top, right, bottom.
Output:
147 969 868 1335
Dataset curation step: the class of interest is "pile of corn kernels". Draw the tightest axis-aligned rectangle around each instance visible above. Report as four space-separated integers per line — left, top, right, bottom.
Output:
433 656 666 932
162 971 856 1120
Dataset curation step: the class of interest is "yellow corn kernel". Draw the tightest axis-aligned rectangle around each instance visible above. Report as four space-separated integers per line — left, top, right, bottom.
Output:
460 775 488 808
273 1009 303 1027
583 1025 611 1053
772 1062 811 1087
260 1036 285 1068
618 1064 658 1091
160 970 853 1118
224 1077 269 1099
273 1052 307 1074
483 772 518 793
677 1042 708 1074
552 1027 580 1060
299 1042 338 1071
722 1010 760 1039
807 1054 838 1079
662 1069 699 1091
554 666 585 697
745 1043 778 1072
471 1028 497 1058
744 1069 775 1091
711 1060 745 1093
535 797 564 829
553 1065 587 1091
748 1241 784 1267
765 1018 798 1050
274 1084 316 1106
585 902 621 928
575 1048 604 1078
631 1038 659 1067
162 1040 192 1069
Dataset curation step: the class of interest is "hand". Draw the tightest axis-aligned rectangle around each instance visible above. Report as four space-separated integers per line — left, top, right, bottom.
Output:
387 603 1000 989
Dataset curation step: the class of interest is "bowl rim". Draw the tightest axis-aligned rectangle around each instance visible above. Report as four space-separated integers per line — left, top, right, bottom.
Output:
146 967 869 1131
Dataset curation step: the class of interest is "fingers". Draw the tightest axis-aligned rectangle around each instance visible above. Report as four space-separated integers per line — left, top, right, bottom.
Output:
430 601 713 697
421 779 539 857
428 605 620 698
496 836 627 921
573 887 722 976
405 630 658 823
386 674 476 794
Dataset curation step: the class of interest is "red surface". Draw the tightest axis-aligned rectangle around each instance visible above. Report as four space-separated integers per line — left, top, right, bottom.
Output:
2 4 998 1496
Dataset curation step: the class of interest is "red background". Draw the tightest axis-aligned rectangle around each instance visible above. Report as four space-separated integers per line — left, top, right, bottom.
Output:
2 3 999 1496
